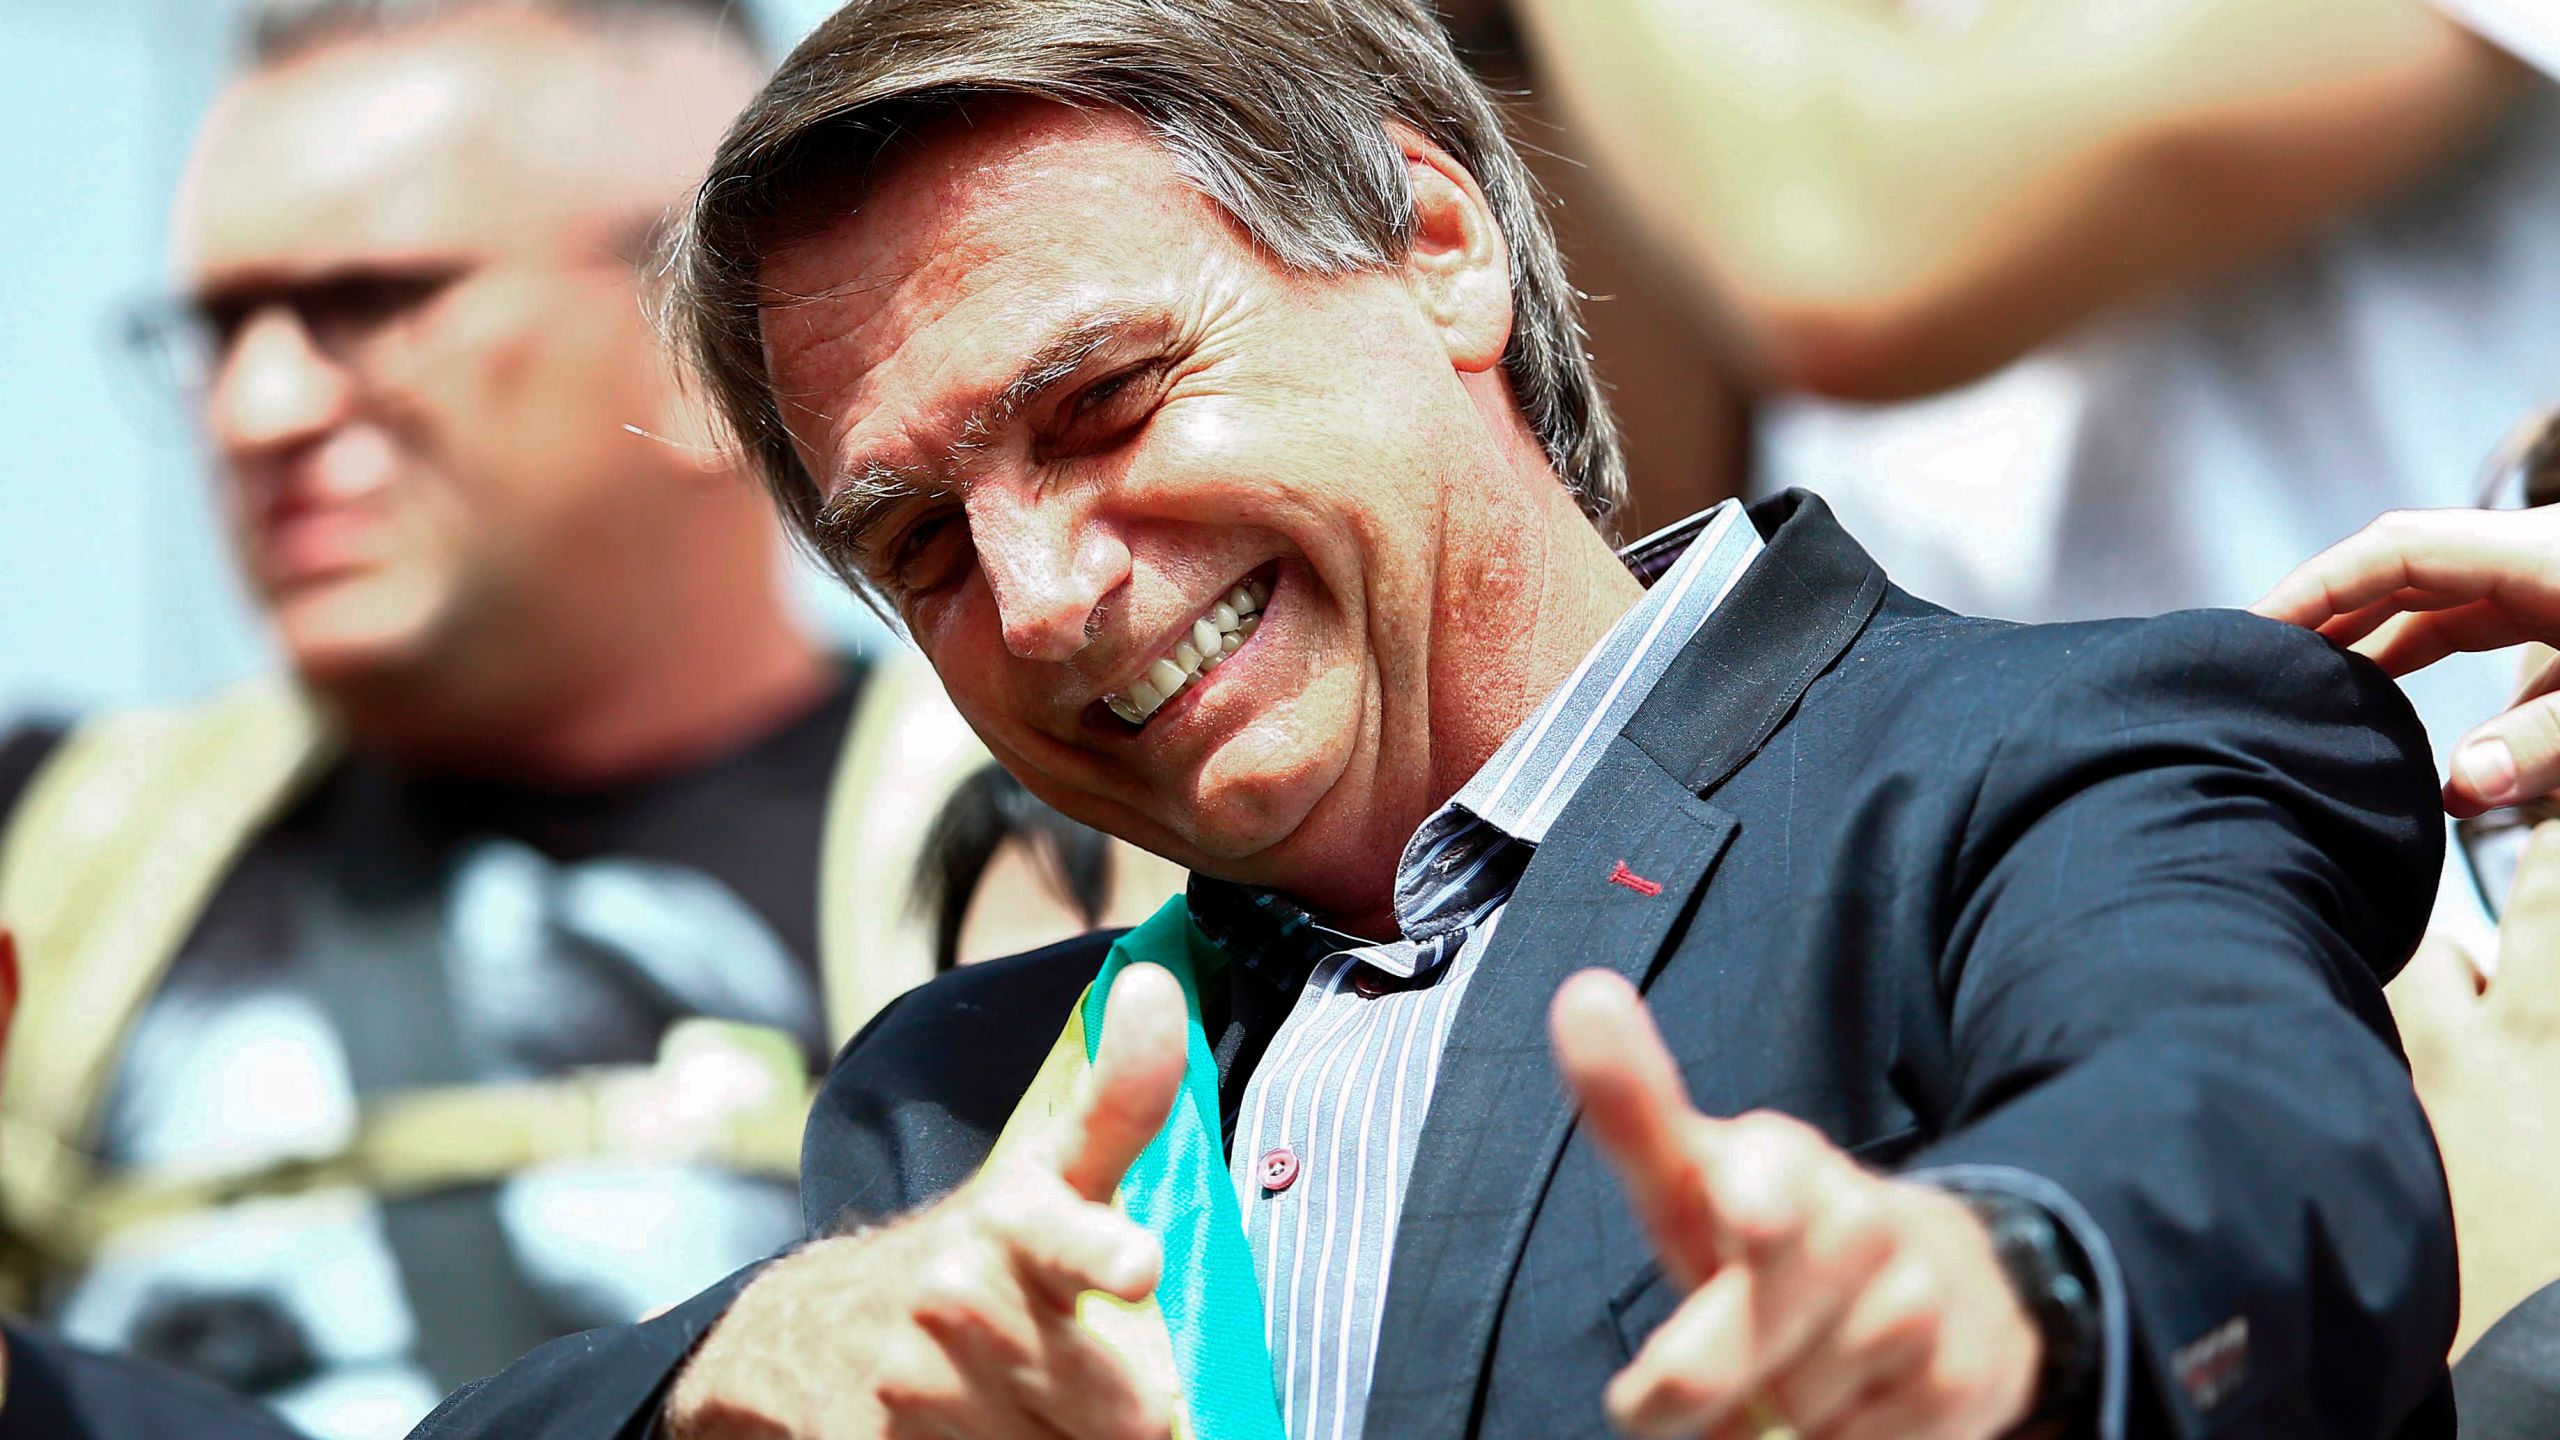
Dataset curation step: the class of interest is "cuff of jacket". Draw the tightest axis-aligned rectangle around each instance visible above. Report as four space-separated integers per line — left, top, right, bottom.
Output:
1907 1163 2130 1440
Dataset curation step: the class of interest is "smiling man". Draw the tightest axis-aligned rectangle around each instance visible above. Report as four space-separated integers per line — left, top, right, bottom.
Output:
421 3 2457 1438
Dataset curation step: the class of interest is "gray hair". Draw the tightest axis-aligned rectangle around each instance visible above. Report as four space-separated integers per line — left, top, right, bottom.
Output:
668 0 1630 565
247 0 766 65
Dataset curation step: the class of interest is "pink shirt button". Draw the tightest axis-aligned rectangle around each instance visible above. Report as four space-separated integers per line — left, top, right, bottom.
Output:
1258 1147 1300 1193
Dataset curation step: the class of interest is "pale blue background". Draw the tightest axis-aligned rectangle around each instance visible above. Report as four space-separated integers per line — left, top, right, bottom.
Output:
0 0 866 725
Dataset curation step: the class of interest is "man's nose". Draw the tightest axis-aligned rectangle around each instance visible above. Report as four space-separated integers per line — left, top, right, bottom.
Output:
970 486 1131 664
207 308 355 457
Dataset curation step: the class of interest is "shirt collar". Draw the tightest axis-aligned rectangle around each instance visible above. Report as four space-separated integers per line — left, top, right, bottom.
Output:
1426 500 1759 851
1191 501 1761 981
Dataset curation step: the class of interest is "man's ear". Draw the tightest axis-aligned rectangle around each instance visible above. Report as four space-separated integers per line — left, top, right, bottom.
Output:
1394 124 1513 374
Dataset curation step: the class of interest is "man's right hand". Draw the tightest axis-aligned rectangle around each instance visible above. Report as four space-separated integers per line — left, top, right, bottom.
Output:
664 963 1191 1440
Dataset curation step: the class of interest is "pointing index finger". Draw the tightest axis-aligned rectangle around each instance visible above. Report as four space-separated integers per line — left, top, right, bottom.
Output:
1551 969 1722 1286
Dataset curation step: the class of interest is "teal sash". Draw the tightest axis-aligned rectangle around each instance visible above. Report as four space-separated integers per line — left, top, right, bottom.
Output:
989 898 1286 1439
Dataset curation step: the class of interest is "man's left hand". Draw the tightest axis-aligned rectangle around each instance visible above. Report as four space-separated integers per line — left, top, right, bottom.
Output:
1552 971 2041 1440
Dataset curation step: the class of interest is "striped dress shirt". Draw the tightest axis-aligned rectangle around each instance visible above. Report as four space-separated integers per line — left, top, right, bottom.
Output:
1190 501 1763 1440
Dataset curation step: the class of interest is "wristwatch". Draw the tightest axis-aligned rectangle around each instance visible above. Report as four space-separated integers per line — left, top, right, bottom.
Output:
1953 1187 2103 1437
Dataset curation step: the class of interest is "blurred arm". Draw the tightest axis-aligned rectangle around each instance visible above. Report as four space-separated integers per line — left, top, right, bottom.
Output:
1507 0 2526 399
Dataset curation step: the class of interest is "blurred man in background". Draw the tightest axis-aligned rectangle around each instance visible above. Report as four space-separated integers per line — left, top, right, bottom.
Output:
0 1 978 1434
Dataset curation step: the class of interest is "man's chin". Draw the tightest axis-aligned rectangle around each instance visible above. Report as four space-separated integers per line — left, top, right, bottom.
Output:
1149 670 1385 885
1160 756 1382 896
268 585 444 693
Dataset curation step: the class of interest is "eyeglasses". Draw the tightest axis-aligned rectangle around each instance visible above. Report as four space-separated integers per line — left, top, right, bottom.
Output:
2474 404 2560 510
2461 798 2560 921
117 262 476 416
107 203 676 442
2455 404 2560 919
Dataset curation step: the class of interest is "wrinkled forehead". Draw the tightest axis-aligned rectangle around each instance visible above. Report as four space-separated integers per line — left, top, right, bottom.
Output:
179 13 749 278
757 104 1242 472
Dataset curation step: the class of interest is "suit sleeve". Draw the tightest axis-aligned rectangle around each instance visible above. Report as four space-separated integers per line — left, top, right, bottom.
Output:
1901 610 2455 1438
404 1262 766 1440
398 935 1104 1440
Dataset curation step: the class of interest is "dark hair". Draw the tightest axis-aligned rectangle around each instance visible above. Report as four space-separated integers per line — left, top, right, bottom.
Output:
246 0 767 65
664 0 1628 581
912 764 1116 972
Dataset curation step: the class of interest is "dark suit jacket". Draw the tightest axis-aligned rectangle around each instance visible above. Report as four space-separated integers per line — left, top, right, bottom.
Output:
414 492 2456 1439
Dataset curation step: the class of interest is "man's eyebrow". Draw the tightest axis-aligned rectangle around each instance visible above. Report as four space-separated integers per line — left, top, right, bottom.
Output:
811 459 927 566
958 309 1164 446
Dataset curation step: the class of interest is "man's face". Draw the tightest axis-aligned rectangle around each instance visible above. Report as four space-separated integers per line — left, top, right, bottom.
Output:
764 105 1551 908
174 16 748 693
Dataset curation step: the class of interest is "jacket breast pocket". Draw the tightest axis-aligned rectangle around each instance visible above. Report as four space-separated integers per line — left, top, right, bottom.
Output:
1607 1124 1927 1360
1608 1261 1680 1365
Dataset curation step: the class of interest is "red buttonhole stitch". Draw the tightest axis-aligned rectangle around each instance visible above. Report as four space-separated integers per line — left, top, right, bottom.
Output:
1607 860 1663 897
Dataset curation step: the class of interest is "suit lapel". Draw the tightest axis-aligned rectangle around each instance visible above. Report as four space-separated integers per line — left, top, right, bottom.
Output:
1363 739 1734 1438
1361 492 1890 1434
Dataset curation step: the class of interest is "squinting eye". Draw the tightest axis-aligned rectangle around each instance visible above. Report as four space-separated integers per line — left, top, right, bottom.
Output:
1049 362 1169 455
890 511 971 594
1075 371 1135 413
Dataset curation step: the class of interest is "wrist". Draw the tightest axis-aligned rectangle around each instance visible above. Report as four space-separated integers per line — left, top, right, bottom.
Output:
1952 1188 2102 1436
664 1239 848 1440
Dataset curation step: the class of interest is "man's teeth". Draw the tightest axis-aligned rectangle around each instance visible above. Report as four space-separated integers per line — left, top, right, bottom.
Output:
1105 579 1268 726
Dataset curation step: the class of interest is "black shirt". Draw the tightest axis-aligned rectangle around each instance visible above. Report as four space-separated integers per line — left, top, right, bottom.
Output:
0 1321 299 1440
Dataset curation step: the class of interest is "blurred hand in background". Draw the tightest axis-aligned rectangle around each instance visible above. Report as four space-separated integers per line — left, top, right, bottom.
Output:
2257 504 2560 816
